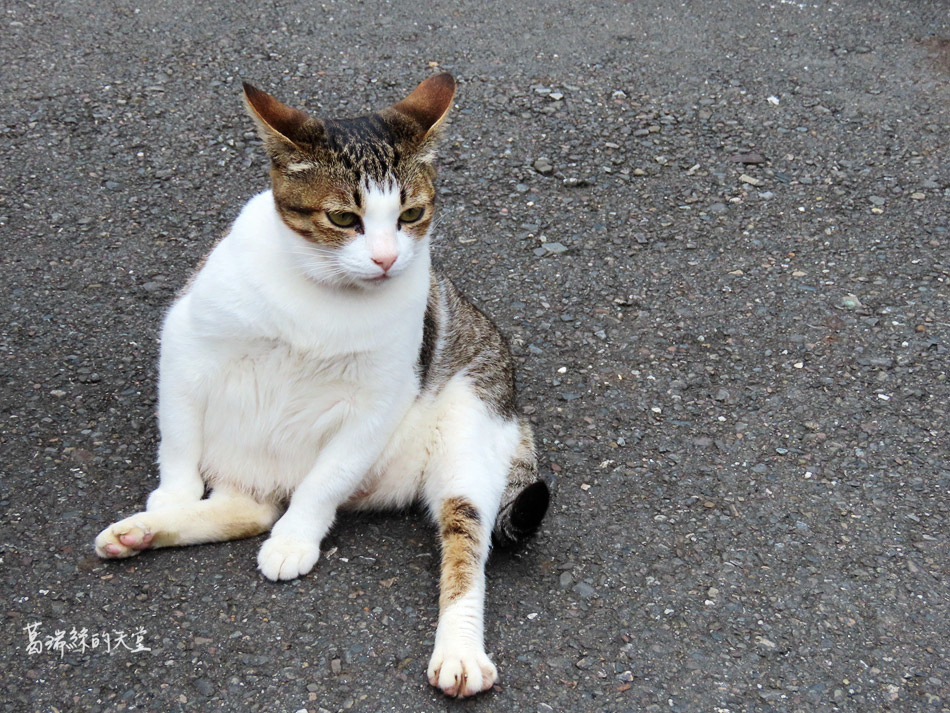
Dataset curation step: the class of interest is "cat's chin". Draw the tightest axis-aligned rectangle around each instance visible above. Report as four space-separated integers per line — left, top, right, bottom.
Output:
301 269 396 292
355 268 406 288
355 275 401 291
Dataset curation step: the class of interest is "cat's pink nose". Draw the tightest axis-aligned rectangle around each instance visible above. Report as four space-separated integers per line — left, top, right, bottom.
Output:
372 253 397 272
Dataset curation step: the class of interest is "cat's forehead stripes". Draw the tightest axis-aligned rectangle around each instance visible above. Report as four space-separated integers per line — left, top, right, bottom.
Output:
321 116 405 184
272 112 433 202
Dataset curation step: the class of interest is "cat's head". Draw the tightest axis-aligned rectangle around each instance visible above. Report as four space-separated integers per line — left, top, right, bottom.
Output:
242 74 456 288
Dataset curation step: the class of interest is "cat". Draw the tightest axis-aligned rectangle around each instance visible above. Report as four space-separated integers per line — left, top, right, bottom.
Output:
94 73 550 698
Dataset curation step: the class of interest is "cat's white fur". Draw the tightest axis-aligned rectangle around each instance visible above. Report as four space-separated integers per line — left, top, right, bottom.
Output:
97 184 517 695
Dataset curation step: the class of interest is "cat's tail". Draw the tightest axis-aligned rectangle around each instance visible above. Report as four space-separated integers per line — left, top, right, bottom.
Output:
492 420 551 548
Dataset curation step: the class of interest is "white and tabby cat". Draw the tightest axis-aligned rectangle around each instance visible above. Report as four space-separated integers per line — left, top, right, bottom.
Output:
94 73 549 697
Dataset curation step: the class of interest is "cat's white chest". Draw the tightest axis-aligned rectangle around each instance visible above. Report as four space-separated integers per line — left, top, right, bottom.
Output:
198 339 372 498
162 191 428 500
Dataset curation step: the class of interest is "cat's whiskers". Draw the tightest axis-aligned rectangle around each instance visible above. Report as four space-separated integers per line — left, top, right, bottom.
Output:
425 215 444 246
285 243 340 256
286 255 360 286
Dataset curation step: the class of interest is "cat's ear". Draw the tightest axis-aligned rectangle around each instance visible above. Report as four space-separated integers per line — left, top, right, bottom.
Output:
242 82 325 161
390 73 456 139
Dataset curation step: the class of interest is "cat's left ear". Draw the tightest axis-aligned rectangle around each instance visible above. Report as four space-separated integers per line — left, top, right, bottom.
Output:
242 82 325 163
390 73 456 139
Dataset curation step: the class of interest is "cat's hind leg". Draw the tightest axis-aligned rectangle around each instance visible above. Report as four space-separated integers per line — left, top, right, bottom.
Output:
426 495 498 697
420 379 518 697
95 487 279 559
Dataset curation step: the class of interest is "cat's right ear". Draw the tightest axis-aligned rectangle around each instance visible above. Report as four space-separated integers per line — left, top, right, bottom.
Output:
391 73 457 139
242 82 324 162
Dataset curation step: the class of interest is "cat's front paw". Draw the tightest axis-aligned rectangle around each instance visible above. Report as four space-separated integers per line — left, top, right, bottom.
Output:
146 484 203 511
257 535 320 581
427 646 497 697
95 516 155 559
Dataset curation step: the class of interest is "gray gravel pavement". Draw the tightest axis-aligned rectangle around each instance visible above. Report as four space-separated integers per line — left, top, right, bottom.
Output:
2 1 948 711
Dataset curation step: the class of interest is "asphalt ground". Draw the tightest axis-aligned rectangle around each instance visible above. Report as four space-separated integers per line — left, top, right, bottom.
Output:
1 1 948 711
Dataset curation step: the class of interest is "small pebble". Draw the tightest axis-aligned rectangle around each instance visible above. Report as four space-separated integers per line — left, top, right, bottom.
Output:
840 294 863 310
573 582 597 599
728 152 766 164
533 158 553 174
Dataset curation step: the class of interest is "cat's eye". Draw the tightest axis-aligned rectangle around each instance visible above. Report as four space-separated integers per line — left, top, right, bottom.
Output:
326 211 359 228
399 207 425 223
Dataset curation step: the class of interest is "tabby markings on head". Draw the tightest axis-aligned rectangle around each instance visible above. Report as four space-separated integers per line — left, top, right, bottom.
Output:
269 124 438 248
243 75 454 251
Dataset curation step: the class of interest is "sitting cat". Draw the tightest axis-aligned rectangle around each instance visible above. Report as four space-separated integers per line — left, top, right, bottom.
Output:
94 73 550 697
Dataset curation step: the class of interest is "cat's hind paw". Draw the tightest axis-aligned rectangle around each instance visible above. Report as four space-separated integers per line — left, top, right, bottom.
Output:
95 517 155 559
257 535 320 581
427 647 497 697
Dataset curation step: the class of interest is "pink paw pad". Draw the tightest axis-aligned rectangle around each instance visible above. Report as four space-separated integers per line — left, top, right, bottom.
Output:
118 529 153 549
